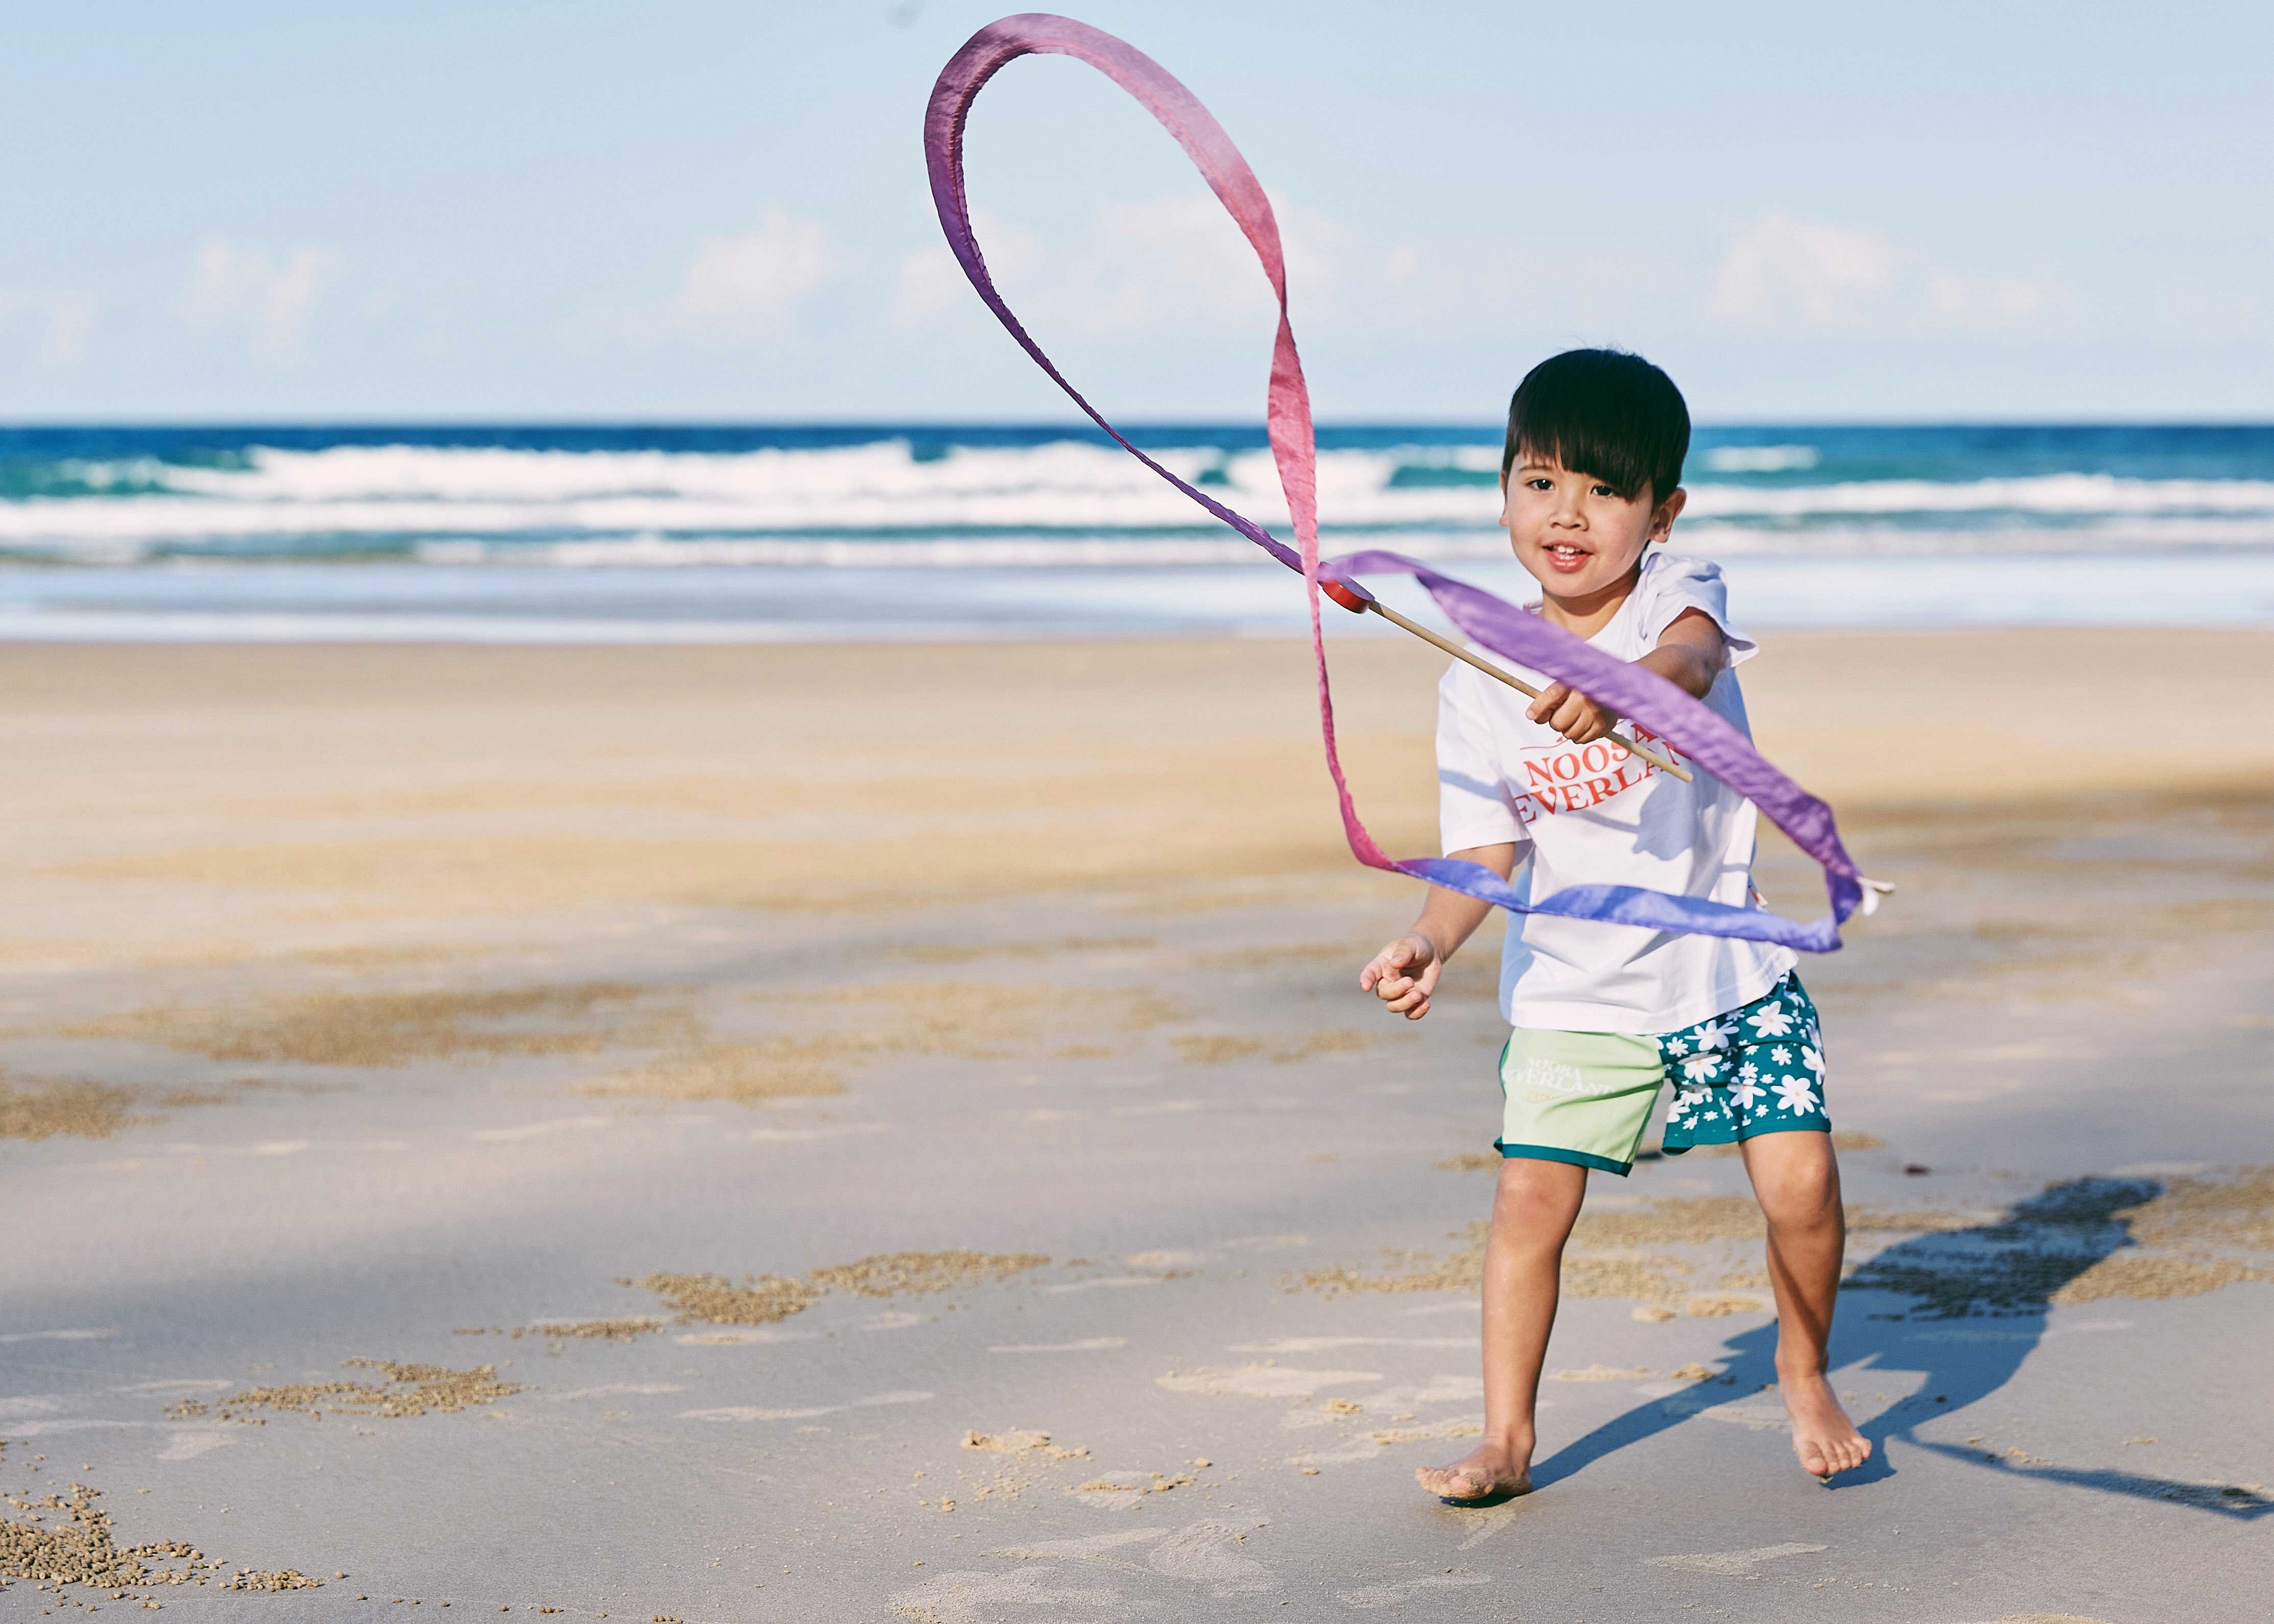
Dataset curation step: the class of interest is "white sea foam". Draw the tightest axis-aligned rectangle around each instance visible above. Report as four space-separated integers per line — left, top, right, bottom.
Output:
8 444 2272 563
1681 473 2274 518
1703 444 1820 472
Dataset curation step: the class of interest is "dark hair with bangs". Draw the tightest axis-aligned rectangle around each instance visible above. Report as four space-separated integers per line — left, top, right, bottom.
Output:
1501 347 1690 506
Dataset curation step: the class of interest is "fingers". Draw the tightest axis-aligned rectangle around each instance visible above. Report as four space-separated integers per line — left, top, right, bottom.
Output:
1359 940 1408 993
1547 691 1615 743
1363 935 1436 1017
1532 682 1612 742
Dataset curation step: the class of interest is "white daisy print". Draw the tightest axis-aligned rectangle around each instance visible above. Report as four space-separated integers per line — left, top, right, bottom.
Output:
1667 1087 1704 1124
1800 1044 1827 1081
1693 1018 1736 1053
1664 1035 1690 1058
1728 1077 1767 1111
1770 1045 1792 1066
1745 1003 1795 1039
1737 1060 1760 1083
1770 1076 1821 1115
1680 1053 1723 1084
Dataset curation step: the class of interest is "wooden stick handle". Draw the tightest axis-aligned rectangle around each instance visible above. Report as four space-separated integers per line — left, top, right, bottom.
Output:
1360 596 1694 784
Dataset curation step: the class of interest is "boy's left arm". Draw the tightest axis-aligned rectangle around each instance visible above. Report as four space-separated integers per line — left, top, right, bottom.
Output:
1526 608 1729 741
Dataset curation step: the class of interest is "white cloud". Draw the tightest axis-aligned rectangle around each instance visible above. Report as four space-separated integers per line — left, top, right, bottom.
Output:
0 289 97 366
1708 209 2080 338
889 209 1041 329
674 208 846 339
1923 267 2079 328
890 244 969 327
895 192 1443 345
1708 211 1903 327
181 239 342 364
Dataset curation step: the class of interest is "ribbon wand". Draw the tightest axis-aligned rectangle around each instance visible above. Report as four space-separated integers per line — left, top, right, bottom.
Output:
928 12 1888 949
1319 576 1693 783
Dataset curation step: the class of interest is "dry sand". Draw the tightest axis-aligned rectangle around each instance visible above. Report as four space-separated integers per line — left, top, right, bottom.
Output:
3 631 2272 1618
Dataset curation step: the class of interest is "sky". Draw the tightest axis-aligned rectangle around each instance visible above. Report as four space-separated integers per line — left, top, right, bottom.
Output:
4 1 2270 422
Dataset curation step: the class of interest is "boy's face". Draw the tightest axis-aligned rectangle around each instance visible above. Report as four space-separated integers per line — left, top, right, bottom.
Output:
1500 458 1686 600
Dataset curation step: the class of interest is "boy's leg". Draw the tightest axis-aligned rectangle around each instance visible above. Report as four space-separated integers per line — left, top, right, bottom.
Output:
1738 1130 1871 1478
1416 1156 1587 1500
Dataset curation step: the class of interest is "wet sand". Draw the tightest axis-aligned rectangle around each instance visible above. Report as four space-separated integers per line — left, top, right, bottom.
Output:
3 631 2271 1618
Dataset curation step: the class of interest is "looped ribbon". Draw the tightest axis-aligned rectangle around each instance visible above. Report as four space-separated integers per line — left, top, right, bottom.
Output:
926 12 1880 950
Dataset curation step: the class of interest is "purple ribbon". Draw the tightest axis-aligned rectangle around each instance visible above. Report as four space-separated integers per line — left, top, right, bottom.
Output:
926 12 1874 951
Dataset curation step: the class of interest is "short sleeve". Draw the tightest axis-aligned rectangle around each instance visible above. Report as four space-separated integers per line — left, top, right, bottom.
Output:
1437 665 1528 855
1637 553 1758 668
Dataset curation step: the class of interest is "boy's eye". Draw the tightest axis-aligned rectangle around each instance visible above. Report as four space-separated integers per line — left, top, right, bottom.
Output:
1590 483 1616 498
1525 477 1554 492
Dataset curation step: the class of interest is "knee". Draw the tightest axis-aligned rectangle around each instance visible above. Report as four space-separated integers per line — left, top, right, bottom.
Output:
1492 1161 1585 1243
1756 1156 1839 1232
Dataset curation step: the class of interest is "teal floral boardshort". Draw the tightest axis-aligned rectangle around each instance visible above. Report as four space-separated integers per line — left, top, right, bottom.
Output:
1659 971 1830 1155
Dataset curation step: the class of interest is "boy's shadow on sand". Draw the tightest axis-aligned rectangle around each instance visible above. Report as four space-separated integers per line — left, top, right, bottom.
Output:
1527 1176 2272 1520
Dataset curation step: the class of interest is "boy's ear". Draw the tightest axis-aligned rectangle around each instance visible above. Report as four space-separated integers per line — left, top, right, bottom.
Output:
1650 485 1688 540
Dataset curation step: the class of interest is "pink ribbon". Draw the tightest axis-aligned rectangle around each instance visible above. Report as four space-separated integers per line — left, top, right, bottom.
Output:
926 13 1874 950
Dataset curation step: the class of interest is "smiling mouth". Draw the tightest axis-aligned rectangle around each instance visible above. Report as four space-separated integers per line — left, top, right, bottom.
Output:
1543 542 1592 570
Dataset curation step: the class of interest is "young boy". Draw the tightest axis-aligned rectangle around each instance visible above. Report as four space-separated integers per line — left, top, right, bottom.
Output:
1358 348 1869 1497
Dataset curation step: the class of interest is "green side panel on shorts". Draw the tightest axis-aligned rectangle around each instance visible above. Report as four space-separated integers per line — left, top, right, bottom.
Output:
1497 1028 1665 1173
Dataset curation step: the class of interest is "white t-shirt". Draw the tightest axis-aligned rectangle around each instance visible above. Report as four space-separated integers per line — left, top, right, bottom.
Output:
1436 550 1795 1035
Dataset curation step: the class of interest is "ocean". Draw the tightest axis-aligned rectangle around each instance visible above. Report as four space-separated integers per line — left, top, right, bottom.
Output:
3 422 2272 641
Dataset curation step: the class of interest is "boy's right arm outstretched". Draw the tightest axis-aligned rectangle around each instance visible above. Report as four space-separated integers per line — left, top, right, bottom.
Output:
1359 843 1518 1021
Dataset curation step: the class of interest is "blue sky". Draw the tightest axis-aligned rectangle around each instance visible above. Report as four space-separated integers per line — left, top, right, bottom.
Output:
5 1 2269 421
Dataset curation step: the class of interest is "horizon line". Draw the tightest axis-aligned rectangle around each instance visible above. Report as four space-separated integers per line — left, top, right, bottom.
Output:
5 415 2274 432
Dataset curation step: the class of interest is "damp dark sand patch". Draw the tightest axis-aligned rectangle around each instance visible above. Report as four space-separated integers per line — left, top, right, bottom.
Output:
1295 1225 1689 1303
165 1361 519 1422
64 981 665 1067
581 1039 847 1104
634 1273 820 1325
1574 1195 1979 1248
1297 1198 1990 1303
888 936 1155 965
1436 1152 1503 1173
1844 1168 2274 1316
589 980 1184 1105
0 1073 135 1141
156 1084 241 1108
809 1251 1050 1297
1174 1035 1263 1064
0 1481 316 1593
634 1251 1050 1328
821 980 1185 1056
455 1319 665 1341
1174 1030 1369 1065
2123 1163 2274 1253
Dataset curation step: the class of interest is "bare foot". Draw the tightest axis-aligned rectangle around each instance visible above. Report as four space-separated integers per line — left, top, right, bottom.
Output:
1415 1442 1532 1503
1778 1372 1871 1478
